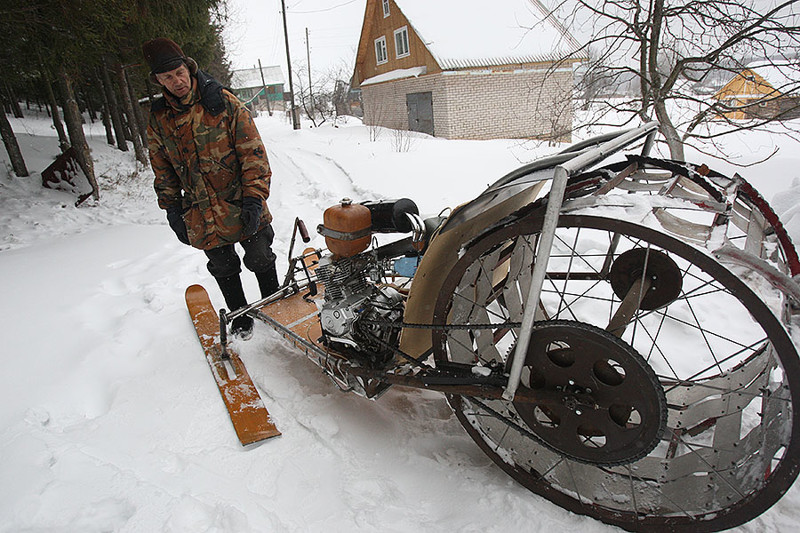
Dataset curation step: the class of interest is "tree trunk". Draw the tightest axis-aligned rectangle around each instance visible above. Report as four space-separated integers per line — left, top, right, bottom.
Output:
125 68 148 149
5 83 24 118
101 56 128 152
0 106 29 177
115 62 148 166
96 72 115 146
654 99 685 161
43 74 69 153
82 86 97 123
58 65 100 201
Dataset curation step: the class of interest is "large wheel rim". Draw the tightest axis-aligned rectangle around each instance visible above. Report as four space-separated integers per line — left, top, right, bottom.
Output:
433 213 800 532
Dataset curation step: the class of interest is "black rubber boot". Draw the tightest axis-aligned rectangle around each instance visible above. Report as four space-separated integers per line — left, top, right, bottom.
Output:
255 267 280 299
215 274 254 340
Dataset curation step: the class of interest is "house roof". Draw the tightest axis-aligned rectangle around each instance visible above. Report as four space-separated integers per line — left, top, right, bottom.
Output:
396 0 584 69
744 61 799 93
230 66 285 90
714 60 800 99
362 66 427 86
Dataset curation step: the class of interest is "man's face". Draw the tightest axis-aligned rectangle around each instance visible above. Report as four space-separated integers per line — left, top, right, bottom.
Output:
155 64 192 98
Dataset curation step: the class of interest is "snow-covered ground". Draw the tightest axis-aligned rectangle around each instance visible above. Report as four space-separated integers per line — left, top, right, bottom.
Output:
2 110 800 532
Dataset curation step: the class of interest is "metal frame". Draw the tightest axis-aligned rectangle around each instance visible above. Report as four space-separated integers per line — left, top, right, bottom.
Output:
503 121 659 400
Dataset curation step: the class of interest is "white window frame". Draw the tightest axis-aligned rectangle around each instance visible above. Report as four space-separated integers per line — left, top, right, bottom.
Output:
382 0 390 17
375 36 388 65
394 26 410 58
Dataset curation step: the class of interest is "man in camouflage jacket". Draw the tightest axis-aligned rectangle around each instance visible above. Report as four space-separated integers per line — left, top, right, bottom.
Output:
143 37 279 338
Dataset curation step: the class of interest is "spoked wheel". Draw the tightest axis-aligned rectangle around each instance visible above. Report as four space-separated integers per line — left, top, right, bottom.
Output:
432 213 800 532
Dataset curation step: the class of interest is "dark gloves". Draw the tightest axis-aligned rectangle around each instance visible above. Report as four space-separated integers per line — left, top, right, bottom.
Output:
241 197 263 237
166 207 190 245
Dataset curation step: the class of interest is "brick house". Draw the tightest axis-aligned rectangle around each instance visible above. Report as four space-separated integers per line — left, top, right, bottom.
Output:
713 61 800 121
352 0 585 141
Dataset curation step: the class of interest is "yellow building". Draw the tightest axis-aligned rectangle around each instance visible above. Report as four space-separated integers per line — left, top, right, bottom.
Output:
713 61 800 121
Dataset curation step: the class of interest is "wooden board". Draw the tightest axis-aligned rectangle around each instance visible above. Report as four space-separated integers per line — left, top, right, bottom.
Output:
259 248 325 352
186 284 281 445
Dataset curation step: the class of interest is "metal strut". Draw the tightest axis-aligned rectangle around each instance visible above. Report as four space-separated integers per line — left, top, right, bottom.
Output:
503 122 660 401
219 308 230 360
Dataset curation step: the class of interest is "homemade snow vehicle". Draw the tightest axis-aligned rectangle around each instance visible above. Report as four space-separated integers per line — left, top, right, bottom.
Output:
187 122 800 532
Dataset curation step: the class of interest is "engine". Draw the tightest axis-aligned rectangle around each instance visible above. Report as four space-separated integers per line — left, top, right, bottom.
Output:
316 253 404 366
313 197 434 367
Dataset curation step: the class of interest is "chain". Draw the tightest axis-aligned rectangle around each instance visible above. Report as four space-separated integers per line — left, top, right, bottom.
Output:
358 327 432 368
360 318 522 331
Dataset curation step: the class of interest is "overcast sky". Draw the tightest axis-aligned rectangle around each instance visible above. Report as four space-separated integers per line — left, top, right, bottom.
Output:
223 0 367 83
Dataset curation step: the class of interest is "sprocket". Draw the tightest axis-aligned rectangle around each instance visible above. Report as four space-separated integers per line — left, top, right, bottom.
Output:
512 320 667 466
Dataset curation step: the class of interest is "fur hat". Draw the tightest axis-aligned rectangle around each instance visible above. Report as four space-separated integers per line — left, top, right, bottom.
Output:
142 38 196 75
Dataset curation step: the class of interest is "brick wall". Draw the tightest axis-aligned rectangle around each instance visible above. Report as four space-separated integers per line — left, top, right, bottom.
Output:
362 75 449 134
361 67 575 141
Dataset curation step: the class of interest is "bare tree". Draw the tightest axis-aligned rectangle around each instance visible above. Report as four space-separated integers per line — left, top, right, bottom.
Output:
101 56 128 153
115 61 148 166
363 96 385 142
391 127 414 152
293 60 346 128
527 72 576 144
544 0 800 160
0 102 28 177
42 72 69 153
58 65 99 201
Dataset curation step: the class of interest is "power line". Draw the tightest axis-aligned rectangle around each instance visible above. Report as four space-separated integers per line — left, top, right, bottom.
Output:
289 0 361 14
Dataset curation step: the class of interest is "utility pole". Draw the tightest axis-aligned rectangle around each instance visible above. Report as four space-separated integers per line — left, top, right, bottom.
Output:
257 59 273 117
281 0 300 129
306 28 314 118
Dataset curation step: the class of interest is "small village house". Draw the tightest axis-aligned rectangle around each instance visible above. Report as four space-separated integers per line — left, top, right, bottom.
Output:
352 0 585 141
713 61 800 121
230 65 286 113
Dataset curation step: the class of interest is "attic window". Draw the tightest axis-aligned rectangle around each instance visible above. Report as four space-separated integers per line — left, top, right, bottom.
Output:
394 26 410 58
382 0 390 17
375 36 388 65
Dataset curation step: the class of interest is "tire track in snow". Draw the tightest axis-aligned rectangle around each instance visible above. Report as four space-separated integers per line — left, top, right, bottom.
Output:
268 144 377 212
263 141 386 260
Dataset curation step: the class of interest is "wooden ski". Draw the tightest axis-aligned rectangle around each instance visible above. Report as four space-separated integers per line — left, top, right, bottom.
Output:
185 284 280 445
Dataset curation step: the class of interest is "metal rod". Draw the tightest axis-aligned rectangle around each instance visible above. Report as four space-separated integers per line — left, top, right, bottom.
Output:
225 282 311 322
503 165 569 400
219 309 230 359
502 121 660 401
606 277 651 337
282 219 302 286
642 129 657 156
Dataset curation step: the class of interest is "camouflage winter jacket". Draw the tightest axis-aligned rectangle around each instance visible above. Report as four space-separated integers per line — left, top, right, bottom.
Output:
147 70 272 250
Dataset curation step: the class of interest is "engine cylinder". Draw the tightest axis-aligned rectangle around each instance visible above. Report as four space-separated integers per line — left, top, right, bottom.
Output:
320 198 372 258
